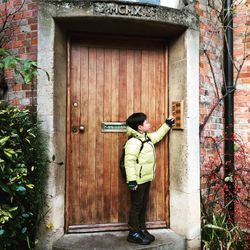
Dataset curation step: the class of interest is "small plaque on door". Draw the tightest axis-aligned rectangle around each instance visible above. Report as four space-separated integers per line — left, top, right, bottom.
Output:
101 122 127 133
172 101 184 130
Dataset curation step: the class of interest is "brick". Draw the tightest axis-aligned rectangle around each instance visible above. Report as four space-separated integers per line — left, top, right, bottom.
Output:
22 84 32 90
31 37 37 45
30 23 37 30
239 72 250 78
17 33 26 40
11 40 23 48
30 31 37 38
13 13 23 20
10 99 20 106
22 10 33 18
240 78 250 84
27 17 37 24
27 3 37 10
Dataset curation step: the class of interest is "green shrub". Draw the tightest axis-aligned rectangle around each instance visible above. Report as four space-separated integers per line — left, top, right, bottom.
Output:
0 100 48 249
202 209 245 250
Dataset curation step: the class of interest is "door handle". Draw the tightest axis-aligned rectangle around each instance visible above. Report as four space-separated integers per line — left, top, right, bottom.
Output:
79 125 85 133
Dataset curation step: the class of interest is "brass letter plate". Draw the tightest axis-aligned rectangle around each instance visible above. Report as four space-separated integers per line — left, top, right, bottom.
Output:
101 122 127 133
172 101 184 130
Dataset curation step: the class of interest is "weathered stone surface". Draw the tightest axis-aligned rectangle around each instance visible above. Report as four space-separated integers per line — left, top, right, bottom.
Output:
37 1 200 249
53 229 186 250
39 0 198 30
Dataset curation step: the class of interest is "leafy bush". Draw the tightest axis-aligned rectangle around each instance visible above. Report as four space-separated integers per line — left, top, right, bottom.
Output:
0 100 48 249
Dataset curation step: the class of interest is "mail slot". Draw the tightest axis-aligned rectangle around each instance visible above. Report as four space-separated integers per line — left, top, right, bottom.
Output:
101 122 127 133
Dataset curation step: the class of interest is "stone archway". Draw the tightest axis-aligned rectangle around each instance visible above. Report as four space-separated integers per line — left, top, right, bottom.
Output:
37 1 200 249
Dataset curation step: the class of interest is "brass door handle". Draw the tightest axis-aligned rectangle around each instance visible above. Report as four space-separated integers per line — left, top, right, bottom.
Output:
79 125 85 133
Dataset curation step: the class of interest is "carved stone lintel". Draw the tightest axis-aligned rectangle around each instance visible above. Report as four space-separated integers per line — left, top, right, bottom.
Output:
94 2 156 18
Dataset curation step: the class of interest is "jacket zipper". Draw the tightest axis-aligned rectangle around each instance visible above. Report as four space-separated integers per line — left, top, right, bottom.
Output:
149 142 156 179
139 165 142 178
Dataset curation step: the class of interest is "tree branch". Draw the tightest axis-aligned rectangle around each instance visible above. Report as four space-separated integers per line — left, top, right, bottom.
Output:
204 50 220 99
199 88 235 135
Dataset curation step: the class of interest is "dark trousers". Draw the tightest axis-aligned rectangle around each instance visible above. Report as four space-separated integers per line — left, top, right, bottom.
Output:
128 182 151 232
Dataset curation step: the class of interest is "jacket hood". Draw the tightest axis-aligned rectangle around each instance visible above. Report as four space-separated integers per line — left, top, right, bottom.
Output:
126 126 145 139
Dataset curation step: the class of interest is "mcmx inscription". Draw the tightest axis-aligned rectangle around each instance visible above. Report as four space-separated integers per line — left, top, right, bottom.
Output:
94 2 156 18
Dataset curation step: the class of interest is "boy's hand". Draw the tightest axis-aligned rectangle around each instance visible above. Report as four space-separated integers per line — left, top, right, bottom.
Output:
165 116 175 128
128 181 138 191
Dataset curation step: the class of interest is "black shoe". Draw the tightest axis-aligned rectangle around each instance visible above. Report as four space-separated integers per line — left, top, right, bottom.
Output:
140 229 155 242
127 231 151 245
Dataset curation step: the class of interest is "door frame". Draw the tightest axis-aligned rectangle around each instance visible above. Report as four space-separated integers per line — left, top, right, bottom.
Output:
37 2 200 247
65 33 170 233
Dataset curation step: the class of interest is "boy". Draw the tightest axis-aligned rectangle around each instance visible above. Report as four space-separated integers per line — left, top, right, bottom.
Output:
125 112 175 245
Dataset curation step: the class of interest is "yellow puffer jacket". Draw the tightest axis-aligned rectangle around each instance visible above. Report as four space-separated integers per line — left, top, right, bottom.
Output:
124 123 170 184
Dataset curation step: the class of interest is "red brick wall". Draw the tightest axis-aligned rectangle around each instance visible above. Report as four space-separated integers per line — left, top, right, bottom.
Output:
198 0 250 231
197 1 224 137
0 0 37 107
234 0 250 155
197 0 224 192
233 0 250 230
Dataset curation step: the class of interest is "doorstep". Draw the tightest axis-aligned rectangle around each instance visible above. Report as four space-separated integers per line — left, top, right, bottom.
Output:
53 229 186 250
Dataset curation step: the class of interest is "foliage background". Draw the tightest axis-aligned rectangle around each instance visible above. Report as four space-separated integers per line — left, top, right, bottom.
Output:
0 100 48 249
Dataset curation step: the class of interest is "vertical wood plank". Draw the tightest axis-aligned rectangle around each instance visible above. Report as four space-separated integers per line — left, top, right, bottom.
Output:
118 49 129 222
153 49 160 221
134 50 142 112
147 50 156 221
156 49 166 221
103 48 112 223
88 47 97 223
164 46 169 226
79 46 89 223
69 43 81 224
119 49 127 120
126 49 134 116
148 50 156 128
141 50 149 115
96 48 105 222
111 49 119 223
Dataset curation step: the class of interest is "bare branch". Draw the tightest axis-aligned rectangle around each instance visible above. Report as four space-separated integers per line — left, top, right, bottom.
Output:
200 0 250 133
199 88 235 135
234 27 250 89
204 136 224 166
0 0 26 47
8 0 26 17
204 50 220 99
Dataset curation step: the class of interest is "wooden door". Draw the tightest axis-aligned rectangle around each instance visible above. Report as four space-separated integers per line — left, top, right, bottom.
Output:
66 35 169 233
